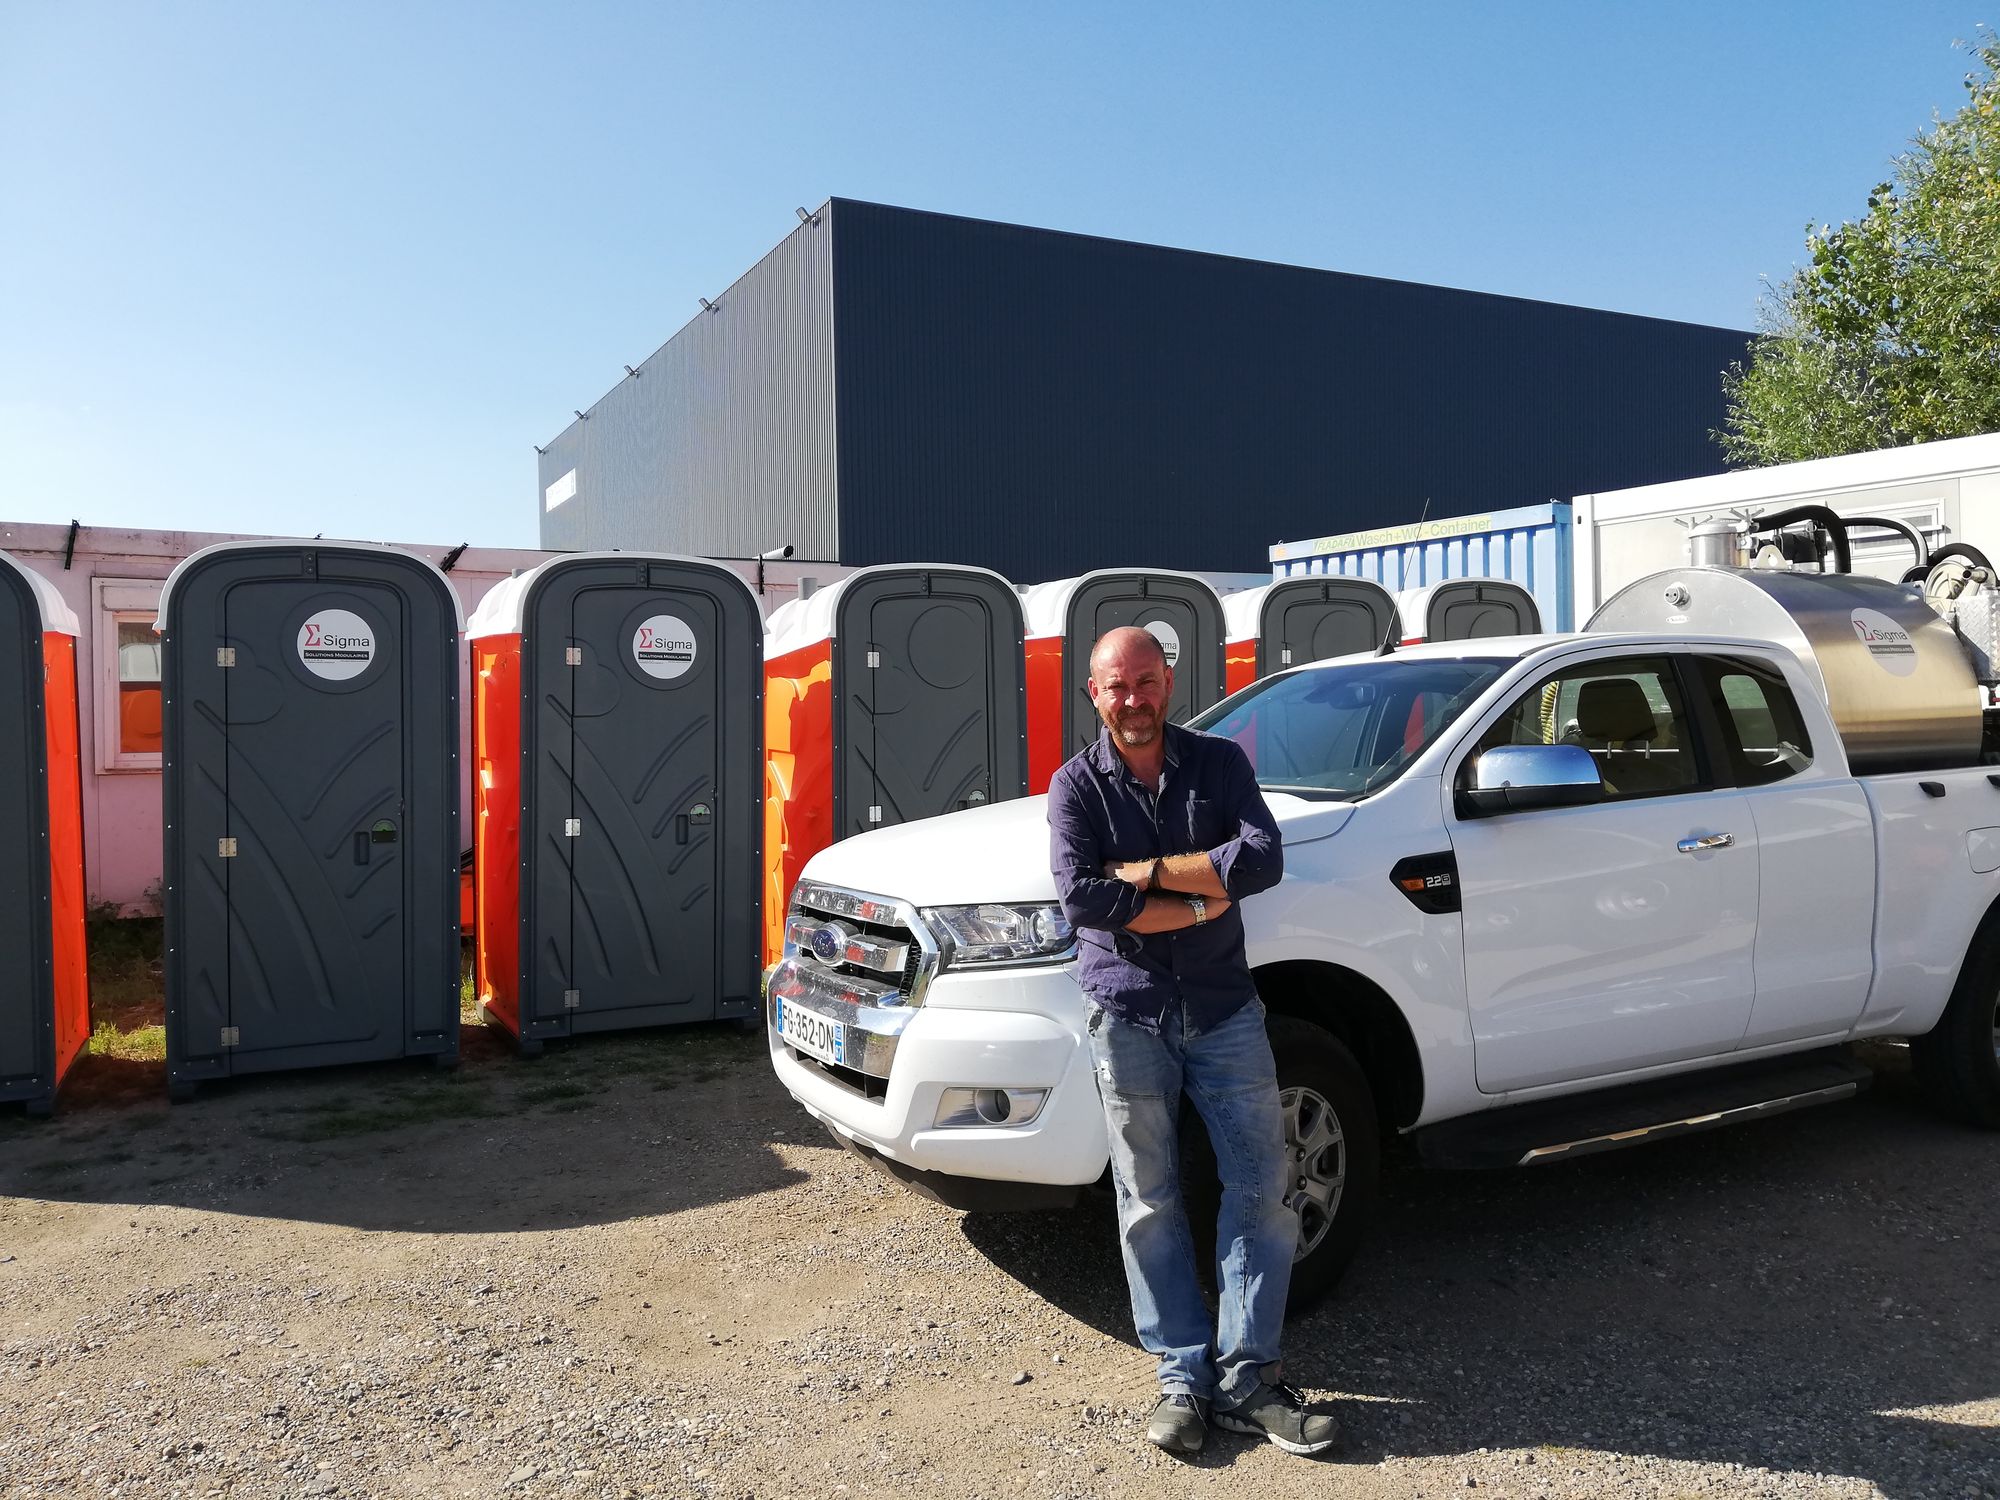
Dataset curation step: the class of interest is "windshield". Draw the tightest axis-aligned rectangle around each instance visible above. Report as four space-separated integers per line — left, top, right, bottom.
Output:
1190 657 1511 799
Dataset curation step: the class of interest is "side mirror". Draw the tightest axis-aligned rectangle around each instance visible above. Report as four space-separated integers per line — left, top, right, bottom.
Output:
1457 743 1605 818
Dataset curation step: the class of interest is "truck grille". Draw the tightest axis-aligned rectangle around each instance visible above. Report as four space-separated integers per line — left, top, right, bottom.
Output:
785 882 935 1005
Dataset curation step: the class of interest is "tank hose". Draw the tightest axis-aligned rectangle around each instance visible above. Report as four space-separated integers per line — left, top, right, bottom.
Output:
1842 515 1929 572
1750 504 1853 573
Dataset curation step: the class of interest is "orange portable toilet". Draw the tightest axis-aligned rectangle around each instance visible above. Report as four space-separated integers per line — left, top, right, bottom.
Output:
1222 577 1399 692
469 553 764 1050
1022 570 1225 793
0 549 88 1115
763 565 1026 966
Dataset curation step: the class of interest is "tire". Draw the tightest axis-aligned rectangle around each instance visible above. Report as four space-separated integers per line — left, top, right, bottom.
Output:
1911 919 2000 1128
1181 1014 1381 1313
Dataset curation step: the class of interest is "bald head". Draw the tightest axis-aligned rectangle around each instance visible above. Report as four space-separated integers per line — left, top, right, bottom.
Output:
1090 625 1168 677
1088 627 1173 750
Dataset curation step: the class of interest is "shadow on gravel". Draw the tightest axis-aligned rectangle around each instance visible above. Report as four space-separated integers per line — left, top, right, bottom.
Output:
965 1046 2000 1497
0 1021 818 1235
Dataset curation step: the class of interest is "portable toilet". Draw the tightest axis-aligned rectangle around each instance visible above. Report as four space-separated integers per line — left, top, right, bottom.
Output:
1395 578 1541 643
1023 570 1226 792
469 553 763 1048
157 541 462 1096
764 564 1026 964
0 551 87 1115
1222 577 1398 693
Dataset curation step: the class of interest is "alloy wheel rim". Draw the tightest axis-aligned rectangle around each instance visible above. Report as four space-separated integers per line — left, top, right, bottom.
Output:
1279 1085 1346 1261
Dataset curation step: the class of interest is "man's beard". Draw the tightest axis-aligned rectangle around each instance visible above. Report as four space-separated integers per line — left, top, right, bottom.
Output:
1112 708 1159 746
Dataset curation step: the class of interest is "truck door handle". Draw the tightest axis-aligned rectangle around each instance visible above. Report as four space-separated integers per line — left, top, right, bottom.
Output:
1676 833 1734 854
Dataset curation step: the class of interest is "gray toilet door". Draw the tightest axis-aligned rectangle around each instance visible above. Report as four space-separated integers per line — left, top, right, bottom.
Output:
833 569 1026 838
537 576 725 1030
1428 581 1540 640
0 563 48 1095
217 576 410 1063
1262 578 1396 673
1062 575 1224 757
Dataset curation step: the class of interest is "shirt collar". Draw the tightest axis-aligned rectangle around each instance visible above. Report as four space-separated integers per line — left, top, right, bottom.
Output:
1090 721 1183 779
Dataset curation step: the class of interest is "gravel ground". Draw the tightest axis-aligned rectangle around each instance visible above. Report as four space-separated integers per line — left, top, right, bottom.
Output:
0 1029 1995 1500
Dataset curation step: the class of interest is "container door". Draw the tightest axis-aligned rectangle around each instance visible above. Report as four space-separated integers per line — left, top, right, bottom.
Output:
219 580 409 1064
560 583 723 1026
0 570 45 1095
835 570 1025 837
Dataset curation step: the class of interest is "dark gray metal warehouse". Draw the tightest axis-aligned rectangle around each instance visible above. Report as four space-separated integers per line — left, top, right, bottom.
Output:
538 199 1750 579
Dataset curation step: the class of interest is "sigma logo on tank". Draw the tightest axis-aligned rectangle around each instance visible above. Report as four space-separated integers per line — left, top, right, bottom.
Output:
1142 619 1181 668
632 614 698 680
1849 608 1918 678
297 609 377 681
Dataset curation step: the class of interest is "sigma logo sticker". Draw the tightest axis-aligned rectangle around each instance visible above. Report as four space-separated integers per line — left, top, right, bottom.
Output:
1850 608 1919 677
297 609 377 681
1142 618 1182 668
633 614 698 680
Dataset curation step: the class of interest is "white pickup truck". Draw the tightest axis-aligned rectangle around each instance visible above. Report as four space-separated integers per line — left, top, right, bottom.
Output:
765 561 2000 1304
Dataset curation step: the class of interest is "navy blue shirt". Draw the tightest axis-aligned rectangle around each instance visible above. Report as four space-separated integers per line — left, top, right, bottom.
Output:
1047 722 1283 1033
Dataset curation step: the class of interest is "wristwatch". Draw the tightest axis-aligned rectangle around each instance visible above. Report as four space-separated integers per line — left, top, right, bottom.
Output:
1187 896 1208 926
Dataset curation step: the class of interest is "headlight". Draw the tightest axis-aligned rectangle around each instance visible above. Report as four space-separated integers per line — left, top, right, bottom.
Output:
920 903 1075 969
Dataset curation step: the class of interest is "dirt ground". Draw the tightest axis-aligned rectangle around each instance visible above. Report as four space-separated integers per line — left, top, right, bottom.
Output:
2 1021 1996 1500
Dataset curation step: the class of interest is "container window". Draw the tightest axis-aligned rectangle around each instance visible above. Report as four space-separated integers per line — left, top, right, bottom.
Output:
116 619 163 755
92 577 166 773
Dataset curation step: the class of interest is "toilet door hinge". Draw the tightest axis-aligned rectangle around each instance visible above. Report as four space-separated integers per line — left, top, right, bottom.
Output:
866 649 881 668
217 837 238 858
563 989 581 1010
563 818 581 837
565 646 583 666
219 1026 240 1048
867 806 883 824
216 647 237 667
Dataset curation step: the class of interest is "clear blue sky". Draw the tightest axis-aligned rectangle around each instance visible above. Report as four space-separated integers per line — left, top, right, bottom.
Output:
1 2 1989 549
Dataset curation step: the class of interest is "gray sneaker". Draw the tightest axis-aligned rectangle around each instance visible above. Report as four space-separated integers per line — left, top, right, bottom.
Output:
1145 1393 1210 1456
1214 1382 1342 1456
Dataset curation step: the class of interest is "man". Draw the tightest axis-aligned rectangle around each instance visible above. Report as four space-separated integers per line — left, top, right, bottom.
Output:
1046 625 1339 1459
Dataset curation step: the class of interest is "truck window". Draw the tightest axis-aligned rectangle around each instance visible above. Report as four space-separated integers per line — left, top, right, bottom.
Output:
1467 655 1702 802
1193 656 1509 799
1697 656 1813 786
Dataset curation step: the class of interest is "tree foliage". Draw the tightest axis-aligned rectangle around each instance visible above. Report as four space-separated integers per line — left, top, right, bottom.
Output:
1721 34 2000 465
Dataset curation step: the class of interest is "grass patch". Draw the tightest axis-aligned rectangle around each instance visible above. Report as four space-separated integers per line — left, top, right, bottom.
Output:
274 1077 498 1142
87 909 167 1061
91 1018 166 1062
518 1080 592 1106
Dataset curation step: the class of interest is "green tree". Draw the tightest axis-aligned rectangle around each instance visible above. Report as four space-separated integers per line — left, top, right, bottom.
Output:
1721 34 2000 465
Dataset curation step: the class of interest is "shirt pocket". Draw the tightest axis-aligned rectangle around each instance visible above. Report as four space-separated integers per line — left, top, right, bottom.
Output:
1181 796 1227 853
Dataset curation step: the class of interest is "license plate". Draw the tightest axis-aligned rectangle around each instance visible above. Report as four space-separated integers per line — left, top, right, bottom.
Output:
775 997 845 1067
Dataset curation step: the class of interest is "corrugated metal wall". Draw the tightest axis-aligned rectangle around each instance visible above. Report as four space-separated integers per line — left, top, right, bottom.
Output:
1272 501 1576 630
538 218 837 558
827 200 1748 579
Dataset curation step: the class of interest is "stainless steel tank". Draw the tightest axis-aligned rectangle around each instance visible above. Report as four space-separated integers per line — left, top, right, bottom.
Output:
1588 567 1981 772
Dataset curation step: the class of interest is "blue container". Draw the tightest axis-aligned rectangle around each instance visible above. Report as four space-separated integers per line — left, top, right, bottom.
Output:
1268 501 1574 632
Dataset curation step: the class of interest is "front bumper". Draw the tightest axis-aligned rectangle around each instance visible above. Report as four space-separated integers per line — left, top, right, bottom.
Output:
767 962 1110 1191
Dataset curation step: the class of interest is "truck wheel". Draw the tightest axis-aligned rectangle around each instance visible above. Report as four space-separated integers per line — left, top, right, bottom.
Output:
1181 1015 1381 1312
1912 921 2000 1128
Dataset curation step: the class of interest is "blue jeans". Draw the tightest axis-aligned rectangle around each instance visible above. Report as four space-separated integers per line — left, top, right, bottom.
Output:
1086 995 1296 1409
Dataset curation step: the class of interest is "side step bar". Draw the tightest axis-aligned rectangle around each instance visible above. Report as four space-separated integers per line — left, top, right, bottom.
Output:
1412 1048 1873 1170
